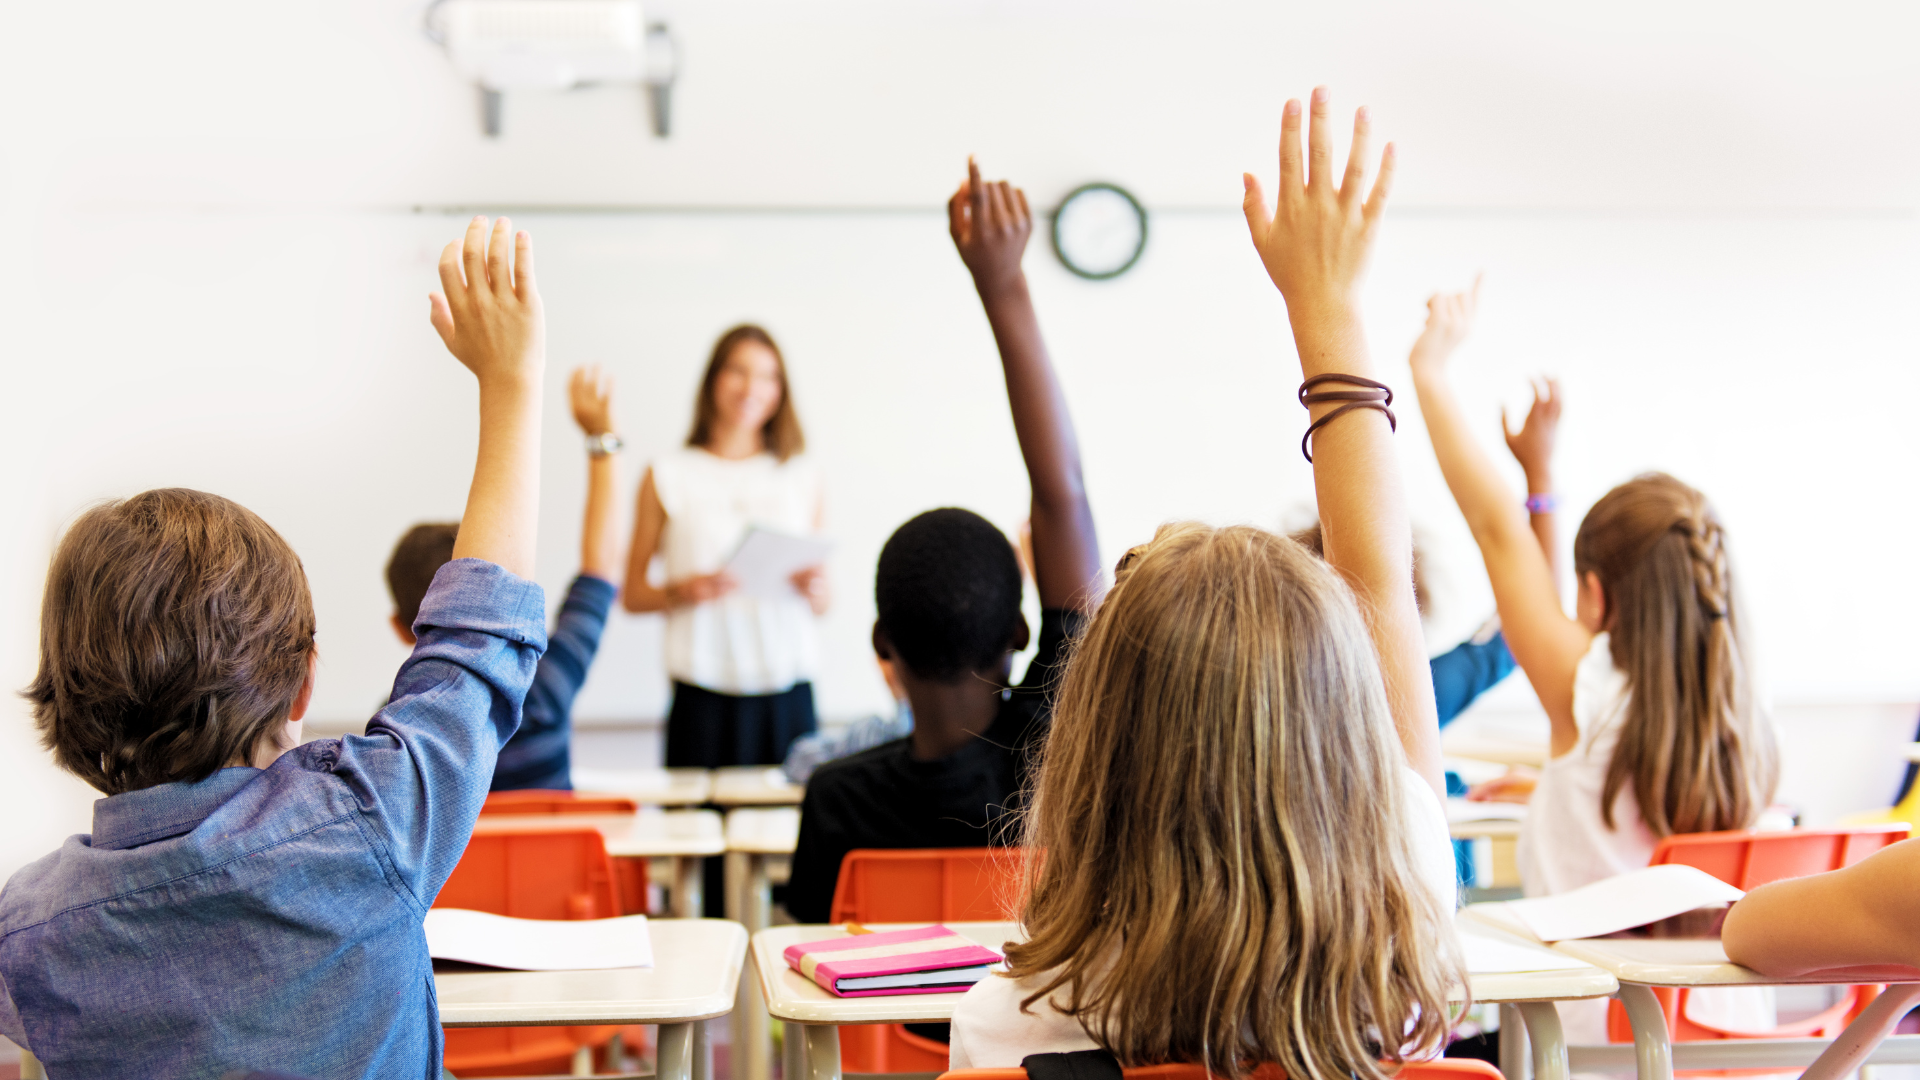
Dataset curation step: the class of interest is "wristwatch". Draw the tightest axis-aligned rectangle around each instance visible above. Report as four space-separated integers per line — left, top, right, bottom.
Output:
586 432 625 457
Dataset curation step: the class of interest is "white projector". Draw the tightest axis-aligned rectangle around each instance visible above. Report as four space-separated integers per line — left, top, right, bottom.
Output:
429 0 676 136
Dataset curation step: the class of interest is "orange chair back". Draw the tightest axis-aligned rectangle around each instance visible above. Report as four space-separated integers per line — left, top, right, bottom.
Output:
937 1057 1502 1080
1649 824 1910 889
435 829 618 921
479 790 639 816
828 847 1025 924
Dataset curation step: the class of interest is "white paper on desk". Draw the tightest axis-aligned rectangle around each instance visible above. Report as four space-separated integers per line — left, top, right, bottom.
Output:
1458 930 1594 973
426 909 654 971
1504 865 1744 942
724 528 833 600
1445 799 1529 824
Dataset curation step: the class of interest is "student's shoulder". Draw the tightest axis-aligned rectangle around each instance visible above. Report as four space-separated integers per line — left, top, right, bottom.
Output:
805 738 913 801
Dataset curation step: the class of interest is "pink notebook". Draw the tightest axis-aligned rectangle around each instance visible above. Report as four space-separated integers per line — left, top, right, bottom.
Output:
783 925 1004 998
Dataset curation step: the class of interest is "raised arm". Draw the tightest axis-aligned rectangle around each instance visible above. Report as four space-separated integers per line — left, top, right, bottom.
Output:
429 216 543 578
1407 283 1588 751
1241 88 1441 795
569 365 626 583
948 158 1101 613
1503 377 1564 582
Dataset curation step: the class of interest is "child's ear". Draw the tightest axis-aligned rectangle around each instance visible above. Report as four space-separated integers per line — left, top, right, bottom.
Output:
1008 614 1031 654
871 621 895 662
391 613 417 646
288 650 318 723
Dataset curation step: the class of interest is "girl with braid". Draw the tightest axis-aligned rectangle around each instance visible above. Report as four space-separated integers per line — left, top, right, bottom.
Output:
1408 280 1778 898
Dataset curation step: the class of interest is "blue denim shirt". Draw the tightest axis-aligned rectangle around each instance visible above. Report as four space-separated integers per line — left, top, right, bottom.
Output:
0 559 546 1080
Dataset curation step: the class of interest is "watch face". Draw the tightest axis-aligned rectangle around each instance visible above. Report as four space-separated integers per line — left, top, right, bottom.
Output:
1051 183 1147 280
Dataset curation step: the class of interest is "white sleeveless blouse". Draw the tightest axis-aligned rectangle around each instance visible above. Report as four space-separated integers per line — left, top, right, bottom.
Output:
1517 632 1658 897
650 448 823 695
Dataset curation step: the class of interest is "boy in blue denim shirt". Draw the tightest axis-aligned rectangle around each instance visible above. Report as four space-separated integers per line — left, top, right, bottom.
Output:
0 216 550 1080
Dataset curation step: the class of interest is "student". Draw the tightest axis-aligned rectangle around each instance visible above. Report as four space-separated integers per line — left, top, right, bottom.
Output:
948 90 1460 1080
1723 837 1920 976
1 217 549 1080
783 158 1103 925
1408 278 1779 896
386 364 628 791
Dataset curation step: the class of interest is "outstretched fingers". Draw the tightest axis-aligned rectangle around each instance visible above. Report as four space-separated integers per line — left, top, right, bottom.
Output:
1306 86 1334 190
948 181 971 246
486 217 512 297
1241 172 1273 245
967 156 987 236
460 216 489 301
1340 106 1371 205
1277 98 1304 191
512 229 536 301
429 292 455 347
1363 142 1396 224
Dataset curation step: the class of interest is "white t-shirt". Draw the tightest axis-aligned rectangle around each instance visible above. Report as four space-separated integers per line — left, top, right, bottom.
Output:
650 448 823 695
1516 632 1658 898
948 767 1455 1069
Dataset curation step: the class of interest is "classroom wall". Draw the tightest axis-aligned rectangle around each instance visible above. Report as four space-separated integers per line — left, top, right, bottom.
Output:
3 0 1916 882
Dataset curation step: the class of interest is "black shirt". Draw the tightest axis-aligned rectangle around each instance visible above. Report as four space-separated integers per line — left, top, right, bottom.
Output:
784 608 1083 924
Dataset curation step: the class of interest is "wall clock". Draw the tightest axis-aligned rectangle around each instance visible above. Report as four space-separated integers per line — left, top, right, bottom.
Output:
1050 182 1147 280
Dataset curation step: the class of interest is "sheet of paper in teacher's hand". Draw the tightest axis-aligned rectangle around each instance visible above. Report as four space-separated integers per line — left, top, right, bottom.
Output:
426 909 654 971
725 527 834 600
1504 864 1745 942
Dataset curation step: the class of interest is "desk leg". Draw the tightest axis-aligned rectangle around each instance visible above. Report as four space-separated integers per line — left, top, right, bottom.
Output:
784 1022 806 1080
694 1019 712 1080
674 856 705 918
735 928 772 1080
1803 983 1920 1080
1617 985 1674 1080
1515 1002 1569 1080
803 1024 841 1080
1498 1004 1530 1080
661 1023 694 1080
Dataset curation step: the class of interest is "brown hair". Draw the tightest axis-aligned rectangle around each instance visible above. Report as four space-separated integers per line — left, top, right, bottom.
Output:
685 324 805 462
388 522 459 631
1007 523 1461 1080
23 489 317 795
1574 472 1777 837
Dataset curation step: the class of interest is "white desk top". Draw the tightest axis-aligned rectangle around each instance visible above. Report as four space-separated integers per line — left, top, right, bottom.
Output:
1463 902 1920 988
438 918 747 1026
727 807 800 854
712 766 806 807
572 767 714 806
755 919 1614 1025
472 808 727 857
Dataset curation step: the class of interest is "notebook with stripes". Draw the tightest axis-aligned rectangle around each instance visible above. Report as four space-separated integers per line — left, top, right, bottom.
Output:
782 925 1005 997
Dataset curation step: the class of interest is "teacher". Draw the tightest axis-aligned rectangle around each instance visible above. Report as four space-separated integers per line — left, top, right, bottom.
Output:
623 324 829 768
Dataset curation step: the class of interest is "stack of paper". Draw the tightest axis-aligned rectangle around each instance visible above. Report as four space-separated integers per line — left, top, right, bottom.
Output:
1503 865 1745 941
725 528 834 600
425 909 654 971
784 925 1003 997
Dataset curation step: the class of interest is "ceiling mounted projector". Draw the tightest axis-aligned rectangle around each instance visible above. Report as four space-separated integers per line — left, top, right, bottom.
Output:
427 0 679 138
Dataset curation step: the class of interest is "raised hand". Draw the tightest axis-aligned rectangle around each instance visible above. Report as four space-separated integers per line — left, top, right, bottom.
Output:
569 365 616 437
1409 277 1482 373
1502 378 1563 482
430 216 544 387
1242 87 1394 314
948 157 1032 296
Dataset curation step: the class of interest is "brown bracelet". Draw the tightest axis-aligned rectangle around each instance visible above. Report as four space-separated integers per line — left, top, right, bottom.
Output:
1299 374 1396 463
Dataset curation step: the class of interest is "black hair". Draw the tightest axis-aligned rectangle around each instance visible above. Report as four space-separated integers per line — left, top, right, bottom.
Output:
875 508 1024 680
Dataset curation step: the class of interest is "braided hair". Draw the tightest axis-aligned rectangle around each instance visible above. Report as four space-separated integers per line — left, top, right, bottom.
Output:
1573 473 1777 837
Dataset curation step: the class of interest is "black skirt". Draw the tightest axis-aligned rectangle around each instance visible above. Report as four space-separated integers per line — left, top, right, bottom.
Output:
664 680 818 768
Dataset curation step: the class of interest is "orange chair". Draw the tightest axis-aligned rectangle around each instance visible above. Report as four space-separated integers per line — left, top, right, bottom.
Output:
939 1055 1505 1080
829 848 1027 1073
1605 824 1912 1057
435 829 631 1076
479 789 639 815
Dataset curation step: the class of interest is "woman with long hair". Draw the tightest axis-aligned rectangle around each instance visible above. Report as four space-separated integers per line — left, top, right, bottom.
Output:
624 325 829 768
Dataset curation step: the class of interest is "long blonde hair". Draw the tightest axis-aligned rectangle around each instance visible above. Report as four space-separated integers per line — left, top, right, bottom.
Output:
1574 473 1777 837
1005 523 1461 1080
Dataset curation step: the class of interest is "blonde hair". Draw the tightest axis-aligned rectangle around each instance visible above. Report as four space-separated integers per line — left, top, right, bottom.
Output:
1005 523 1461 1080
1574 473 1777 837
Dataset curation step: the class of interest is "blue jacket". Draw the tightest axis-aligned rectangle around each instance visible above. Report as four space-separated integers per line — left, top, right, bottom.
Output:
0 559 546 1080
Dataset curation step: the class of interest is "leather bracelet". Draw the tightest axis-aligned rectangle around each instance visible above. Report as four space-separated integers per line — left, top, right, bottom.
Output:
1298 374 1396 463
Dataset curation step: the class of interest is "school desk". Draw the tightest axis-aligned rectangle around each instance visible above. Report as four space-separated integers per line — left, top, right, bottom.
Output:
470 807 727 917
711 765 806 807
1450 815 1524 891
571 766 716 806
754 918 1616 1080
437 917 746 1080
1463 902 1920 1080
723 806 802 1080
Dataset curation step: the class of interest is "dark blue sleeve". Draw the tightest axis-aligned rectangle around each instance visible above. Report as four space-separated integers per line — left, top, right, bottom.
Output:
327 559 548 910
1430 631 1516 728
492 574 617 791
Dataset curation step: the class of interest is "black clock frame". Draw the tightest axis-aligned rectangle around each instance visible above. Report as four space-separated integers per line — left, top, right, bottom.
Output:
1050 182 1148 281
